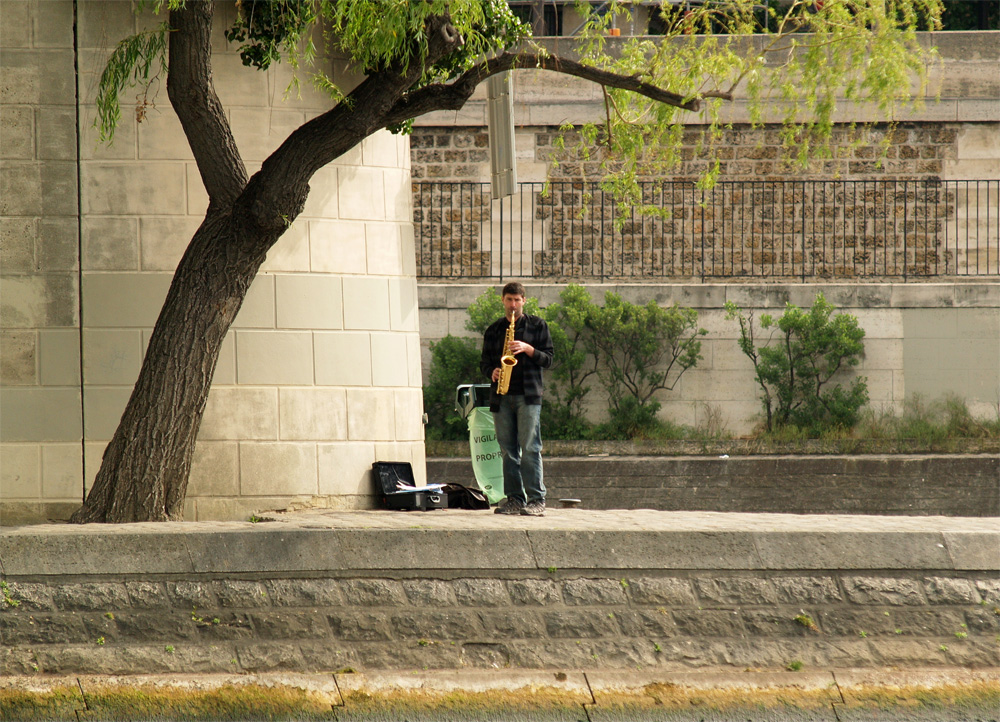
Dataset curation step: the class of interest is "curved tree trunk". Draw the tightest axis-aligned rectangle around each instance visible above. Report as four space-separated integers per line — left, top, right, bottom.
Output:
70 3 456 523
70 211 280 522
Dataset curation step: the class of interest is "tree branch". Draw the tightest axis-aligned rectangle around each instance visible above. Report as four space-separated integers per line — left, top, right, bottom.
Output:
382 51 733 129
237 15 466 231
167 1 247 208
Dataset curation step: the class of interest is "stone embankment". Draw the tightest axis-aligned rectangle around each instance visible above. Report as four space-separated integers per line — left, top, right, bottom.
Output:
429 453 1000 516
1 509 997 676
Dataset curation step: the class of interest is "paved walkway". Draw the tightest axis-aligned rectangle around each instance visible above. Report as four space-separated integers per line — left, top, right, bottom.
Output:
260 507 1000 532
6 507 995 534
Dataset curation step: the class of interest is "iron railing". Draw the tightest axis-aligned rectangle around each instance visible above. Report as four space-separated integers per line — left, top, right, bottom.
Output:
413 180 1000 280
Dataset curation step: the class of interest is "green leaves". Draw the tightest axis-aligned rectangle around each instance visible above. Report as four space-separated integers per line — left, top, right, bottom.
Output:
587 292 706 414
422 335 481 440
95 23 170 142
728 294 869 434
553 0 941 203
224 0 318 70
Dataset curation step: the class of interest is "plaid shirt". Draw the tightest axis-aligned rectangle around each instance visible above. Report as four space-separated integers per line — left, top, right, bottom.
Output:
480 313 554 410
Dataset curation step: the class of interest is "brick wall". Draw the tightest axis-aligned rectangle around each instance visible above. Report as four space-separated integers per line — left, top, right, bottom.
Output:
3 572 997 674
411 123 964 183
411 123 998 280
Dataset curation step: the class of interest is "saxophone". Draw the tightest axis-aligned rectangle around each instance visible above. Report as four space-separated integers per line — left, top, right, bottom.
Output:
496 313 518 395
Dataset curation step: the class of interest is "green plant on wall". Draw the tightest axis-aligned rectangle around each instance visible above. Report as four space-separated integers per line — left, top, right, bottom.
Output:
465 287 542 335
587 292 706 438
422 335 482 441
725 294 868 434
539 285 600 440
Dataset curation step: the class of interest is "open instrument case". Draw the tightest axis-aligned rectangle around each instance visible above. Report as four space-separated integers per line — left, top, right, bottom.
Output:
372 461 448 511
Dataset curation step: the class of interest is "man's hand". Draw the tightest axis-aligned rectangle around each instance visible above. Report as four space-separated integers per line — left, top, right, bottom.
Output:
508 340 534 357
491 367 501 382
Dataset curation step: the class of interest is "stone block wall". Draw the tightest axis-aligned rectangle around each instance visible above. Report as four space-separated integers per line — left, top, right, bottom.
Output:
2 571 997 674
418 282 1000 434
411 124 999 280
428 455 1000 516
411 122 987 183
1 1 425 524
0 0 83 523
2 508 994 674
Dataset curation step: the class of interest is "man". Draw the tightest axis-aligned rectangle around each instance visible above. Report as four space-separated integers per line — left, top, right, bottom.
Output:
480 282 554 516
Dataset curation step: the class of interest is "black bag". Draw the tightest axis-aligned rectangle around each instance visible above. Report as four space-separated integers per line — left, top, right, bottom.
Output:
441 483 491 510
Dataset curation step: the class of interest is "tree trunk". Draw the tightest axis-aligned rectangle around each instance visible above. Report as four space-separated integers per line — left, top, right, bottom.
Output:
67 4 480 522
70 210 279 523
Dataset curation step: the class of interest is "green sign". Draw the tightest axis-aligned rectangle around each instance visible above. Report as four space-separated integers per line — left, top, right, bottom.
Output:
467 407 505 505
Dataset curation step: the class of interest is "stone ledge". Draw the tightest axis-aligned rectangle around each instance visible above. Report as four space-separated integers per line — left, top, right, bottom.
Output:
1 510 997 577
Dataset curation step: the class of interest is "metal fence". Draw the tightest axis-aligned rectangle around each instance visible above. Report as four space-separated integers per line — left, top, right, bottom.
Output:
413 180 1000 280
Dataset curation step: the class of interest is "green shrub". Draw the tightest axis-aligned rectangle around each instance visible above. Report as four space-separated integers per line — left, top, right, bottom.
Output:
464 287 541 335
540 284 599 439
726 294 868 434
422 335 481 440
587 292 705 433
423 286 707 442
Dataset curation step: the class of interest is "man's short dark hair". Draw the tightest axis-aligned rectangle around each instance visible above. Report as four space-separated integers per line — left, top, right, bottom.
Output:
502 282 526 298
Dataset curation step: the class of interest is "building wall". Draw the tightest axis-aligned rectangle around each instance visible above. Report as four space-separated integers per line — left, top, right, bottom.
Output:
1 1 424 524
418 282 1000 435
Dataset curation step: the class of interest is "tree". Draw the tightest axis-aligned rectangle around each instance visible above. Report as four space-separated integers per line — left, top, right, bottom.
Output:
73 0 940 522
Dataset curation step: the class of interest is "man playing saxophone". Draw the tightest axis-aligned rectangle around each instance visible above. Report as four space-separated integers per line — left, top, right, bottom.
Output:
480 282 554 516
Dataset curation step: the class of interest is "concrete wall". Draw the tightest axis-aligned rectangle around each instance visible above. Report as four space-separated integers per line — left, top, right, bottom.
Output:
0 1 424 524
419 282 1000 434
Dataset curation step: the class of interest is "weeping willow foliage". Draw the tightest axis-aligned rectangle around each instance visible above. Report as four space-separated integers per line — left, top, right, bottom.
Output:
95 0 942 201
559 0 942 218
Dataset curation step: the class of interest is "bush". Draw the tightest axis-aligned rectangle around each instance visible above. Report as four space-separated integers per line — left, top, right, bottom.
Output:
726 293 868 435
587 291 706 433
539 284 599 439
464 287 541 334
422 285 707 442
422 335 481 440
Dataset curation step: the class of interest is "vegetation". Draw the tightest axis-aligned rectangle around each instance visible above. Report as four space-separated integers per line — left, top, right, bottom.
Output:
726 294 869 434
425 286 999 447
856 395 1000 446
587 292 706 438
423 335 481 441
423 285 704 440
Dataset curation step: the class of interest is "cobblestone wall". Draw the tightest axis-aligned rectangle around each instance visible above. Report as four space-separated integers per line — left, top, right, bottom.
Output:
411 123 964 183
2 573 997 675
411 123 998 280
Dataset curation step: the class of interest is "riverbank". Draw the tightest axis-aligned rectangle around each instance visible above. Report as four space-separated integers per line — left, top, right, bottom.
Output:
2 509 997 677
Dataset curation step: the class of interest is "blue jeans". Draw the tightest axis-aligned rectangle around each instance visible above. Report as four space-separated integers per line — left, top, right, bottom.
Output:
492 396 545 505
